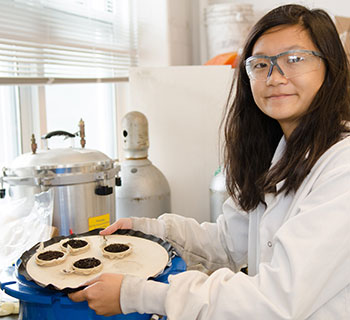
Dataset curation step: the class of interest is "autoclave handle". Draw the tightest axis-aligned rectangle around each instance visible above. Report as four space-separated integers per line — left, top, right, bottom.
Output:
95 185 114 196
42 130 76 140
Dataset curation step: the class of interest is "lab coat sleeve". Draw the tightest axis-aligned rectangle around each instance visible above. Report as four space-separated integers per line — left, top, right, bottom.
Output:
120 275 169 316
131 198 249 273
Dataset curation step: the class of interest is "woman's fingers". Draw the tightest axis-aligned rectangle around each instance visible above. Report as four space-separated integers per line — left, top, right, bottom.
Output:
68 287 88 302
68 274 124 315
99 218 133 235
68 276 100 302
99 224 119 235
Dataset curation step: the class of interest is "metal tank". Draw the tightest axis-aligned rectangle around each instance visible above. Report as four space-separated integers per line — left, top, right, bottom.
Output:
2 121 119 236
116 111 171 219
209 166 229 222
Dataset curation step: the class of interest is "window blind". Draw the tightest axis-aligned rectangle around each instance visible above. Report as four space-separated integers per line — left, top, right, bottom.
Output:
0 0 138 84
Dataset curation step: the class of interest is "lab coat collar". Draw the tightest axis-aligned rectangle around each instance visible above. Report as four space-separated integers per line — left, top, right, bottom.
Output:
268 136 287 193
271 136 286 168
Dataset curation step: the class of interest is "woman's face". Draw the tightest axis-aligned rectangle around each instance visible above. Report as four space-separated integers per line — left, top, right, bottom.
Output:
249 25 326 138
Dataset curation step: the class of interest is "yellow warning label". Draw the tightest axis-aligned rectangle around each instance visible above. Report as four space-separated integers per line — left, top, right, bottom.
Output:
88 213 110 231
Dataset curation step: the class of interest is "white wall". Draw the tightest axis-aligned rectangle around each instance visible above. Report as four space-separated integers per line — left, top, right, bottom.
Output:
136 0 193 66
127 66 234 222
249 0 350 16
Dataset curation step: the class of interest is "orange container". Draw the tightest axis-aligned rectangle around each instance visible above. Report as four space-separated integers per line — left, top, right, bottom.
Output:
204 52 238 68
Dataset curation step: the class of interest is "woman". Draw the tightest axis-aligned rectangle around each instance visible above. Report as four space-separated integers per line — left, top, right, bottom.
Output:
69 4 350 319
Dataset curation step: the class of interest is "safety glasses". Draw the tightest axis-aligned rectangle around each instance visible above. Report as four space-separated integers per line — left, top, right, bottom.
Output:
245 49 324 81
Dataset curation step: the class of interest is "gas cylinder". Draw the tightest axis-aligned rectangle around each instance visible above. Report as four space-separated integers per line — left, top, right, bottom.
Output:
115 111 171 219
209 166 229 222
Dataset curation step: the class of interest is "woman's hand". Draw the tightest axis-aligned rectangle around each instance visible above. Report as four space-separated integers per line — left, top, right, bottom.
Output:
69 219 132 315
68 273 124 316
100 218 133 235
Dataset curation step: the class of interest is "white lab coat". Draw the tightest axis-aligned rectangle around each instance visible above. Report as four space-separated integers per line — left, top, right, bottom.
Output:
120 136 350 319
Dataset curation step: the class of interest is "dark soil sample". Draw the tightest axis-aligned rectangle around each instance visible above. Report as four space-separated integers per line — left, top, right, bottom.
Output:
62 239 88 249
73 257 101 269
104 243 130 253
38 251 64 261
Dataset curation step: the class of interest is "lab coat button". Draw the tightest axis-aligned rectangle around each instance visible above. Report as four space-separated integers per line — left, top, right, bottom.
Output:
267 241 272 247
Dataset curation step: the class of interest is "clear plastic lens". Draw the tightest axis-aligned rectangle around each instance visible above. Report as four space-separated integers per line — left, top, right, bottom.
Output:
246 50 322 81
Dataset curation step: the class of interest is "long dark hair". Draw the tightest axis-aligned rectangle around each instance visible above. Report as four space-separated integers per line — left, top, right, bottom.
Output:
224 4 350 212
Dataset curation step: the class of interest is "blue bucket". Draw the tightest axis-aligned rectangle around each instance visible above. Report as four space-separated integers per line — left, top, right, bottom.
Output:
1 255 186 320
